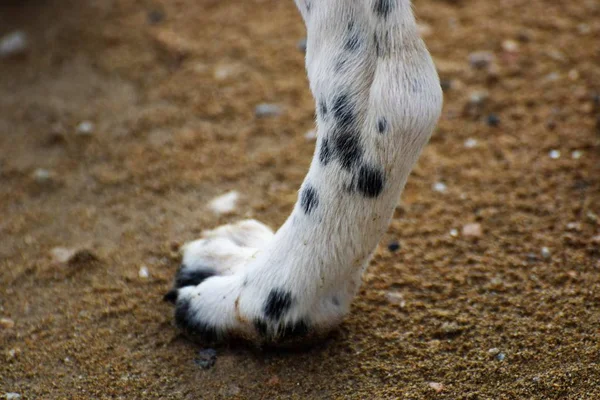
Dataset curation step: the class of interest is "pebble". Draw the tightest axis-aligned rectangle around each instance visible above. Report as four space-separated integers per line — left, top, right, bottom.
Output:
138 265 150 279
586 211 598 224
76 121 95 136
496 353 506 362
462 223 483 238
0 318 15 329
541 247 551 260
0 31 28 58
195 348 217 369
208 191 239 215
449 228 459 238
296 38 307 53
469 51 494 69
488 348 500 356
50 247 76 263
32 168 53 183
549 150 561 159
501 39 519 53
432 182 447 193
255 103 282 118
469 91 489 106
571 150 583 160
464 138 478 148
5 394 21 400
487 114 500 127
387 241 401 252
428 382 444 393
384 291 406 308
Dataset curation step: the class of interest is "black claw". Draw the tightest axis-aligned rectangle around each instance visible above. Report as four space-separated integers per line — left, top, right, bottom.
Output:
163 289 178 304
174 267 217 289
174 299 219 342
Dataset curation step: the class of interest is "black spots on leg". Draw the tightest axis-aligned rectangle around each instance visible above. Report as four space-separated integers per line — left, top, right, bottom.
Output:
377 117 388 134
254 318 268 337
356 164 385 198
319 138 332 166
300 185 319 215
333 131 363 171
373 0 395 19
374 30 391 58
281 319 309 338
330 92 363 170
344 21 361 52
175 298 219 342
175 266 217 289
318 99 328 118
332 93 356 129
264 289 294 320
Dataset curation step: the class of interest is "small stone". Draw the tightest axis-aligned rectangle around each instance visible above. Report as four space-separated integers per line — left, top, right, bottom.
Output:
208 191 239 215
255 103 282 118
449 229 459 238
428 382 444 393
501 39 519 53
568 69 580 81
5 394 21 400
549 150 561 159
50 247 76 263
577 24 591 35
304 129 317 140
138 266 149 279
462 223 483 238
387 241 401 252
571 150 583 159
469 51 494 69
76 121 95 135
266 375 281 386
464 138 478 148
0 31 28 58
432 182 447 193
496 353 506 361
195 348 217 369
487 114 500 127
488 347 500 356
586 211 598 224
526 253 539 262
541 247 551 260
384 291 406 308
32 168 53 183
469 91 489 106
0 318 15 329
566 222 581 232
296 38 307 53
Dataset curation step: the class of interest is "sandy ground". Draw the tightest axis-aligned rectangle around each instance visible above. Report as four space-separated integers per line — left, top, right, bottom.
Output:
1 0 599 398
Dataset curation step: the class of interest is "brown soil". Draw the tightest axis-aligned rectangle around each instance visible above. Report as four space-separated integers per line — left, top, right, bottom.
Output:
1 0 599 399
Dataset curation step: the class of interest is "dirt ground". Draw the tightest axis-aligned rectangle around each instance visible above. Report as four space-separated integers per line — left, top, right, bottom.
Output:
1 0 599 398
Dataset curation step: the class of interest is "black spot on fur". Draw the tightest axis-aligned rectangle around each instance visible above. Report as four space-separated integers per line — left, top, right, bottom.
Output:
345 21 361 52
254 318 268 337
377 117 388 134
175 267 217 289
373 0 394 18
281 319 309 339
374 30 391 58
319 99 328 117
319 138 332 166
175 299 219 342
300 185 319 215
305 0 311 13
264 290 294 320
163 289 178 304
331 93 356 129
333 131 363 171
357 164 385 198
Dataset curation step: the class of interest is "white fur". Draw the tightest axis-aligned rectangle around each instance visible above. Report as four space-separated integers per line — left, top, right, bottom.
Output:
168 0 443 343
